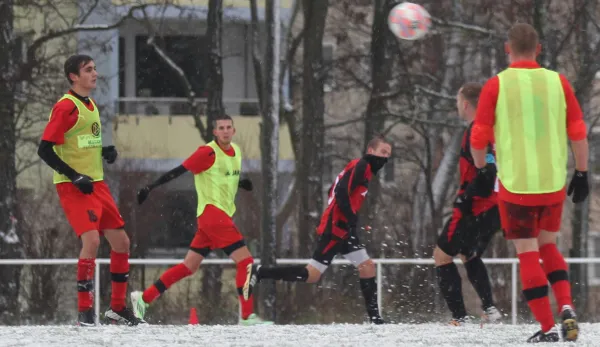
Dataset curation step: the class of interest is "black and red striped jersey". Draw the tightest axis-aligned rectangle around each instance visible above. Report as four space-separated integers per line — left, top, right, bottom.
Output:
316 158 373 235
460 122 497 214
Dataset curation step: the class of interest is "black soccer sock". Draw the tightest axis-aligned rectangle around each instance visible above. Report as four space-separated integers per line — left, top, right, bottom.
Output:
437 262 467 319
465 256 495 310
257 265 309 282
360 277 381 319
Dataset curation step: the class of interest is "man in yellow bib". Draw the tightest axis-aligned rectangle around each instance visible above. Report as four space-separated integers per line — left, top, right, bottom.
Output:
470 23 589 343
38 55 142 326
131 115 272 325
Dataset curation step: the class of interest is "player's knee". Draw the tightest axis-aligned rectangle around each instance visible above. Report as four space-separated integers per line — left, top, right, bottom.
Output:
358 259 376 277
512 238 538 254
183 251 204 273
81 231 101 252
113 232 130 253
305 265 323 283
433 246 453 266
537 230 558 247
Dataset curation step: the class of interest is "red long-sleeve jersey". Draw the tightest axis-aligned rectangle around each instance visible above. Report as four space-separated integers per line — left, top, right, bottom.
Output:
471 61 587 206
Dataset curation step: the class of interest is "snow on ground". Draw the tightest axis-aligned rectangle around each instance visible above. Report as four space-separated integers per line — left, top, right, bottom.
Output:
0 323 594 347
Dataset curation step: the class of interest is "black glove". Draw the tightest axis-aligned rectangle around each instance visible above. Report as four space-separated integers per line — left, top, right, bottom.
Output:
137 186 152 205
453 193 473 216
238 178 253 191
471 163 497 198
72 174 94 195
567 170 589 203
102 146 118 164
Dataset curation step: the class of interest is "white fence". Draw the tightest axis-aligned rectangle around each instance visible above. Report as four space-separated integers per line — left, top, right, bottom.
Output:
0 257 599 325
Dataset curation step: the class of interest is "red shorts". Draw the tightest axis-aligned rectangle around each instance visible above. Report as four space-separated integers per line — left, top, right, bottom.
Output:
498 199 563 240
190 205 244 253
56 181 125 237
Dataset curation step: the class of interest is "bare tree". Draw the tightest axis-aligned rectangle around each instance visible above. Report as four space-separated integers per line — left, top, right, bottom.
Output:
297 0 329 257
256 0 281 320
359 0 400 254
0 0 22 323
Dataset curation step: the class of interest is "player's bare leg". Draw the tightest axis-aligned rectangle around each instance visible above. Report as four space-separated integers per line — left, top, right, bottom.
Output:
305 264 323 283
103 229 142 325
77 231 101 326
538 230 578 342
230 246 273 325
131 250 201 321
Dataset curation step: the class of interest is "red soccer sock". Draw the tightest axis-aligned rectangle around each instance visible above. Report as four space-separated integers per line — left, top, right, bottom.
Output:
519 251 555 332
236 257 255 320
142 263 193 304
110 251 129 311
77 258 95 312
540 243 573 312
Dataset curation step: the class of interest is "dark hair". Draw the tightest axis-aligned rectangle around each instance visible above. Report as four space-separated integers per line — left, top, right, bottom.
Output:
508 23 539 55
367 134 389 150
64 54 94 84
212 114 234 128
459 82 483 107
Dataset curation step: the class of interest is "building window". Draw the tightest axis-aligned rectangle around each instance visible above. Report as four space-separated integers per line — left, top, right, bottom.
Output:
135 35 208 98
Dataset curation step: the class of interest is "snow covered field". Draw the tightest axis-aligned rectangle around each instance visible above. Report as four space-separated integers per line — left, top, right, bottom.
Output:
0 323 595 347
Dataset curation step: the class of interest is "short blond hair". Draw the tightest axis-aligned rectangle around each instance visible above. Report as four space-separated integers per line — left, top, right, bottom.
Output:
367 134 389 151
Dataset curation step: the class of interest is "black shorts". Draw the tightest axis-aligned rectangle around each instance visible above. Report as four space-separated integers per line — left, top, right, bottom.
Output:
310 219 369 273
437 206 501 258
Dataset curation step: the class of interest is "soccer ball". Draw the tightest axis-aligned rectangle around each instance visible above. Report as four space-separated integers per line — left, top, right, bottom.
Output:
387 2 432 40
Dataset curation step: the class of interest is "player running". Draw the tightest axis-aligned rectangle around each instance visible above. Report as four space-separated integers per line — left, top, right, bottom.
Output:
470 23 588 343
250 135 391 324
130 115 272 325
37 55 142 326
433 82 502 326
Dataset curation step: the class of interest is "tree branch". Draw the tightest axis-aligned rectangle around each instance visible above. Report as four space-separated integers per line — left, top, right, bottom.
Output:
135 7 208 140
381 111 462 135
78 0 101 25
19 3 153 82
415 85 456 101
548 0 592 69
431 17 503 38
325 116 366 129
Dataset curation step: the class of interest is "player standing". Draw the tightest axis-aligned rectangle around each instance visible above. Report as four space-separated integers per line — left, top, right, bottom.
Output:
433 82 502 325
131 116 272 325
470 23 588 342
251 135 391 324
37 55 142 326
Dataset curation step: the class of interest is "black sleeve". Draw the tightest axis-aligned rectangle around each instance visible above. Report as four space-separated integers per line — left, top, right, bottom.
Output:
349 159 368 191
37 140 78 180
334 166 358 224
148 165 188 190
463 143 496 199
